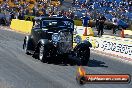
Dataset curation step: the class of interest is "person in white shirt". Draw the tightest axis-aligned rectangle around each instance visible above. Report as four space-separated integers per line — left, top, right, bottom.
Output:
112 16 119 34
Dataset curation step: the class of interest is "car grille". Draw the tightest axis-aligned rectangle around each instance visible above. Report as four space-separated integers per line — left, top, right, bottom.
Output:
58 32 72 53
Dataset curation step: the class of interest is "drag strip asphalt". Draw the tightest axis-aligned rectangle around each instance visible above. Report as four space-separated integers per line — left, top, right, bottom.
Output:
0 28 132 88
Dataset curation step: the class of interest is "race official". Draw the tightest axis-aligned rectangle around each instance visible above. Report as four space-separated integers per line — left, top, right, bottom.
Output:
97 15 106 36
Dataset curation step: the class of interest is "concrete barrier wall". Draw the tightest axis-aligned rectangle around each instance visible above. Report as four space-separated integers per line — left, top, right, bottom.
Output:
124 30 132 35
10 19 33 34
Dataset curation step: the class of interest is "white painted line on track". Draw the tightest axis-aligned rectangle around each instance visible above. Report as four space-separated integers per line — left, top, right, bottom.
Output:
0 26 28 34
91 49 132 65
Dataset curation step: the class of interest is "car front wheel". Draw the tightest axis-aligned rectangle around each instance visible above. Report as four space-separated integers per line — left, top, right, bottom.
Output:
39 45 47 62
75 48 90 65
23 38 30 54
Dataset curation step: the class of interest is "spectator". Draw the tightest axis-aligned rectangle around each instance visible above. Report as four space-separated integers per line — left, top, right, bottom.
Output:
60 0 64 5
24 9 29 15
73 0 76 5
81 13 90 27
0 17 6 26
18 12 23 20
62 11 67 18
70 12 75 19
42 7 46 15
10 12 15 20
6 13 11 26
57 11 63 17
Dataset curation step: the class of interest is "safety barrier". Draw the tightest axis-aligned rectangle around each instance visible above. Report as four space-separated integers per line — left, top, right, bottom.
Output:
10 19 33 34
74 20 94 27
74 26 94 36
124 30 132 36
74 20 82 26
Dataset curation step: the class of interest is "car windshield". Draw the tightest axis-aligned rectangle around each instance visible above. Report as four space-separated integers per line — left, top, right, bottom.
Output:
42 20 74 29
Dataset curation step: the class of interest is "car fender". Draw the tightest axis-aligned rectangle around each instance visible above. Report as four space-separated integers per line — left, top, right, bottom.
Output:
23 35 35 51
74 40 92 51
35 39 53 53
38 39 49 45
25 35 31 41
38 39 56 49
23 35 31 49
82 40 92 47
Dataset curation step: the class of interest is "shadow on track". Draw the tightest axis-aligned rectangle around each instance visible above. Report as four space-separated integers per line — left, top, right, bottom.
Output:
88 59 108 67
37 56 108 67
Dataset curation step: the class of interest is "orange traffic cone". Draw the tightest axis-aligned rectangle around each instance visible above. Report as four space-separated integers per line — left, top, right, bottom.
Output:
83 27 87 36
120 29 125 38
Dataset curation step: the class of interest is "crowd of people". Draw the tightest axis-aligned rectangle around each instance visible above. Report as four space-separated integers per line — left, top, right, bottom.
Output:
73 0 131 23
0 0 131 21
0 0 131 36
0 1 47 18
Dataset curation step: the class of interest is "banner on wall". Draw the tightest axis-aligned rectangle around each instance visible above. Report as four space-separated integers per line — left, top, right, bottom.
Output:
89 37 132 59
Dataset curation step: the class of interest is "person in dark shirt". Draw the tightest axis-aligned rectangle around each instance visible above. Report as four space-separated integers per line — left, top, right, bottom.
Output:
10 12 15 20
96 16 100 31
97 15 106 36
18 12 24 20
42 6 46 15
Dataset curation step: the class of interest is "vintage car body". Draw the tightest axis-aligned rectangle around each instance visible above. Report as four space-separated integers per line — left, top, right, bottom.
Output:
23 17 92 65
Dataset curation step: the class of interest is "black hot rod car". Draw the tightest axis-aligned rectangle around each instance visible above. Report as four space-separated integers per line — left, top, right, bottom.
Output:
23 17 92 65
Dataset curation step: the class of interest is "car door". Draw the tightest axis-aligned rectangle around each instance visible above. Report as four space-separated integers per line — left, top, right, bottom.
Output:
32 20 42 44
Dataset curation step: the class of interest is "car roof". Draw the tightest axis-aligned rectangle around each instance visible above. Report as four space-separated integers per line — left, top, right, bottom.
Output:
34 16 73 22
